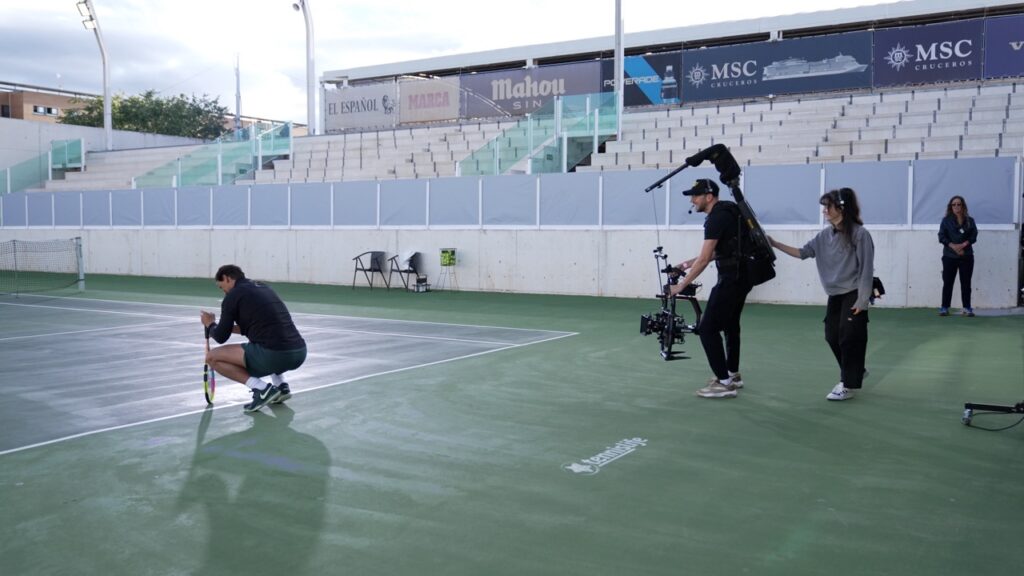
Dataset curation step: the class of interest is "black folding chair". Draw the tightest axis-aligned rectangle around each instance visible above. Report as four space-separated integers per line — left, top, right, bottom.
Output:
388 252 422 290
352 251 389 289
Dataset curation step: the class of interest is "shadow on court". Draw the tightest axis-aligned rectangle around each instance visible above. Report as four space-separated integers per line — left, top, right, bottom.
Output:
176 404 330 574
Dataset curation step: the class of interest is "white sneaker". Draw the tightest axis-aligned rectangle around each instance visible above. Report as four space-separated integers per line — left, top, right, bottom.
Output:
826 382 857 401
696 377 738 399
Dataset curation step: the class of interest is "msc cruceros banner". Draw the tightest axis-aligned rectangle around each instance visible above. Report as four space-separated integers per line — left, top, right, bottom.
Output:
459 61 601 119
681 31 871 102
324 81 398 133
873 19 983 86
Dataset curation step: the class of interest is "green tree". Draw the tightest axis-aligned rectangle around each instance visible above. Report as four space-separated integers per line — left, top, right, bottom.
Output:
60 90 229 140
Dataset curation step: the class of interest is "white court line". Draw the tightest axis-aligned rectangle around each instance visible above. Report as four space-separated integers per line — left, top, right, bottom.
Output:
3 293 574 335
0 330 577 457
0 319 189 343
2 296 576 345
300 325 556 347
0 300 185 320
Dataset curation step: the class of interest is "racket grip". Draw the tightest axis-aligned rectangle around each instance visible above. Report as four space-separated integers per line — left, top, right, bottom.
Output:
204 323 212 339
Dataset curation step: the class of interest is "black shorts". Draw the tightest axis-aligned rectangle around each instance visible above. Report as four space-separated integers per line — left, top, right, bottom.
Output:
242 343 307 378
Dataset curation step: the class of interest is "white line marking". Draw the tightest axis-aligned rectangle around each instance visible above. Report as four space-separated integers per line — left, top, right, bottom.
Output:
301 325 555 346
0 300 183 320
0 319 188 343
2 293 573 335
0 330 577 457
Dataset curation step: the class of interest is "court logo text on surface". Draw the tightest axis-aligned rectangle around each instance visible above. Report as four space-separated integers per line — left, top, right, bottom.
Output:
563 437 648 475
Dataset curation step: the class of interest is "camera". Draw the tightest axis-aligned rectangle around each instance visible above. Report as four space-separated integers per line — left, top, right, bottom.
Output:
639 247 702 360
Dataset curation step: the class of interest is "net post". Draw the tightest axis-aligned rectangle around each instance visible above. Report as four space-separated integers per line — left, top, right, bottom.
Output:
75 236 85 291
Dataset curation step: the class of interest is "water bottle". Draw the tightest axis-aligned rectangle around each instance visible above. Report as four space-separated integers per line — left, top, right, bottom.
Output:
661 65 679 104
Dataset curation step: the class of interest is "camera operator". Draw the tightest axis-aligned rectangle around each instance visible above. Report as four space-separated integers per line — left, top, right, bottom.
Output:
769 188 875 402
668 178 752 399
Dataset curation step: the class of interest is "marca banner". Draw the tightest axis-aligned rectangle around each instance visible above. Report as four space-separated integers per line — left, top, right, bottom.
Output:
324 81 398 133
984 15 1024 79
600 52 683 107
398 76 462 123
681 31 871 102
873 19 983 87
460 61 601 118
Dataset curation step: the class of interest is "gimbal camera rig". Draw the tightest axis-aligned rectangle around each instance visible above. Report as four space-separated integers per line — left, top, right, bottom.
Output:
638 144 776 360
639 247 702 360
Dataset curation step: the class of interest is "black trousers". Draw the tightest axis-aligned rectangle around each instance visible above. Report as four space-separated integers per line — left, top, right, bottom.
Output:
941 256 974 309
698 274 752 380
824 290 869 389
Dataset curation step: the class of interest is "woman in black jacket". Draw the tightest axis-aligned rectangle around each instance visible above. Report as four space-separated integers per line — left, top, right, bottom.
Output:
938 195 978 316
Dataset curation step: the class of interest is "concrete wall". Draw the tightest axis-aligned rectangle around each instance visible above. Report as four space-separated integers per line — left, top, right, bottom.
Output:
2 227 1018 309
0 117 203 167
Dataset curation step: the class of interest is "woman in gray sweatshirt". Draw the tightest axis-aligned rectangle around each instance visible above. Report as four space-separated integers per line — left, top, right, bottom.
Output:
769 188 875 402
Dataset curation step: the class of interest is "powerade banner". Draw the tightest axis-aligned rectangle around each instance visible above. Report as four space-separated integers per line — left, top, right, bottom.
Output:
399 76 462 124
600 52 683 106
984 15 1024 79
873 19 983 86
681 31 871 102
460 61 600 118
324 82 398 132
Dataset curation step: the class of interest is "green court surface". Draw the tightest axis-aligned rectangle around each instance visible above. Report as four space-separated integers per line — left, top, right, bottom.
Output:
1 275 1022 576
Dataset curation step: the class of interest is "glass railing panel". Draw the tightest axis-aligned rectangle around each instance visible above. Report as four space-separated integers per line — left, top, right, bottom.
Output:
7 154 49 193
51 139 84 170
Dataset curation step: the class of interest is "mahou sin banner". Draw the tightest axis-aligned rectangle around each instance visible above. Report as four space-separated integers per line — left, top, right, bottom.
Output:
459 61 601 118
873 19 984 87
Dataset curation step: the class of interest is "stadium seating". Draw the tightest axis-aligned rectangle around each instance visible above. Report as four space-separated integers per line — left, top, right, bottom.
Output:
20 81 1021 191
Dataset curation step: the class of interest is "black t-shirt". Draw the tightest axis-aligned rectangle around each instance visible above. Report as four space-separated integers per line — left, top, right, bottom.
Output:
704 200 741 262
213 278 306 350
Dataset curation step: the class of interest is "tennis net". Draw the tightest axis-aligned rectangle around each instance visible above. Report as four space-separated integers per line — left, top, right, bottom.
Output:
0 237 84 294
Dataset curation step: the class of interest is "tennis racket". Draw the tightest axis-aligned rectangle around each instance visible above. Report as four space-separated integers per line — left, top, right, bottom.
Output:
203 324 216 405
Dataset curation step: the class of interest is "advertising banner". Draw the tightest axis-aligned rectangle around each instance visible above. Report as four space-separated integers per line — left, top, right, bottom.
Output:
460 61 601 118
681 31 871 102
324 81 398 133
873 19 983 87
600 52 683 107
398 76 462 124
984 15 1024 79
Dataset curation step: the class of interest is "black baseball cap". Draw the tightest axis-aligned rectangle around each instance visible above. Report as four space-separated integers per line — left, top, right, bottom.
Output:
683 178 719 196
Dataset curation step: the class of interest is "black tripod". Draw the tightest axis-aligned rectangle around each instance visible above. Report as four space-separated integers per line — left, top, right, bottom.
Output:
961 401 1024 426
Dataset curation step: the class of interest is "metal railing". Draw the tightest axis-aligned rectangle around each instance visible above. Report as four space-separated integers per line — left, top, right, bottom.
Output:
1 139 85 194
456 92 618 176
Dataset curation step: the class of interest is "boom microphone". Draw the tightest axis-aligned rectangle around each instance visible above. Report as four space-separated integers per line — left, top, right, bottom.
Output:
685 144 742 184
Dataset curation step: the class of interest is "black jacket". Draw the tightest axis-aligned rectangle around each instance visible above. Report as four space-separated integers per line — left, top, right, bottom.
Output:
938 215 978 259
213 278 306 350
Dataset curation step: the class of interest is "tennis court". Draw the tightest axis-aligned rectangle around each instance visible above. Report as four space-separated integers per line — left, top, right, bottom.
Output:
1 276 1022 576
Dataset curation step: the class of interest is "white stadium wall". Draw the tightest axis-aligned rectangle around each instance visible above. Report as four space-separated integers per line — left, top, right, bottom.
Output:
0 227 1019 309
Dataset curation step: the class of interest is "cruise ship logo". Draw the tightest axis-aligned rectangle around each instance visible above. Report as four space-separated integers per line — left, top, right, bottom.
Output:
885 44 912 71
686 64 709 88
762 53 867 81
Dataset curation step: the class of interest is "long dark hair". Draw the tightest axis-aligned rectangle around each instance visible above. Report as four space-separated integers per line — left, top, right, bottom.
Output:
945 195 970 222
819 187 863 246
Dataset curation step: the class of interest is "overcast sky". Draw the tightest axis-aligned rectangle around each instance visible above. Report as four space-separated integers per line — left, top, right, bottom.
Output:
1 0 893 125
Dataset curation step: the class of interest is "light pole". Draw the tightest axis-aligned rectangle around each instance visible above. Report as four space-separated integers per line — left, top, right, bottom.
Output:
292 1 316 135
76 0 112 150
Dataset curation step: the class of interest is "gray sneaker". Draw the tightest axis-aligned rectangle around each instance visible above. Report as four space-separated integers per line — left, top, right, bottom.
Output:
696 377 738 398
244 385 281 413
729 373 744 389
